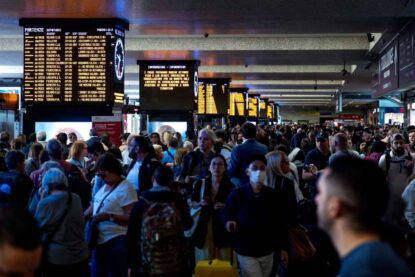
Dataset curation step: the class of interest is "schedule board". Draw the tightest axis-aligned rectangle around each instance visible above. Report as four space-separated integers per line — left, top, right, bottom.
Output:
197 78 230 115
376 38 398 97
248 95 259 117
19 18 127 105
138 60 199 111
229 88 248 116
259 99 267 119
267 102 274 119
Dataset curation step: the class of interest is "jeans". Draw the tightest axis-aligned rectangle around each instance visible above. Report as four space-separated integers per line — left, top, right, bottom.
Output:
237 252 274 277
91 235 128 277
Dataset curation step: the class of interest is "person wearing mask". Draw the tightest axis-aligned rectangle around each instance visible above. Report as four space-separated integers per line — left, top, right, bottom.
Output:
316 156 412 277
127 136 161 195
180 128 216 185
35 168 89 276
90 153 138 277
228 122 268 187
221 155 289 277
191 155 235 262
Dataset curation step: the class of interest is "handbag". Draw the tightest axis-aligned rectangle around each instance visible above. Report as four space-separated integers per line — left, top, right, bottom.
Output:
288 224 316 261
184 178 205 238
86 185 117 249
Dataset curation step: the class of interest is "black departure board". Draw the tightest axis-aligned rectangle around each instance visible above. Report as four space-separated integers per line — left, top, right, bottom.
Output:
259 99 267 119
19 18 127 105
229 88 248 116
399 20 415 89
267 102 274 119
197 78 230 115
138 60 199 111
248 95 259 117
377 38 398 97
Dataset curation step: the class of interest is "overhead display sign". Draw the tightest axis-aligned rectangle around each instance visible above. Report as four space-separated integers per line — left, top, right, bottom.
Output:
19 18 127 105
197 78 230 115
399 20 415 89
138 60 199 111
229 88 248 116
376 38 398 97
248 94 259 117
267 102 274 119
259 99 267 118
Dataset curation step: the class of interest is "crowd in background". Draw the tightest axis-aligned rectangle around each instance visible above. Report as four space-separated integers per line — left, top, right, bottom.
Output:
0 122 415 276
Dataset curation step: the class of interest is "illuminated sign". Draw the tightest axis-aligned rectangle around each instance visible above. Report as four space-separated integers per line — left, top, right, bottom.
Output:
267 102 274 119
20 19 127 105
259 99 267 118
138 60 199 111
229 88 248 116
248 95 259 117
197 78 230 115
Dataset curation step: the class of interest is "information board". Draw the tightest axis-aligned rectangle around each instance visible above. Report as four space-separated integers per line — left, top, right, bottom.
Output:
259 99 267 118
399 20 415 89
19 18 127 105
197 78 230 115
138 60 199 111
229 88 248 116
377 38 398 97
267 102 274 119
248 95 259 117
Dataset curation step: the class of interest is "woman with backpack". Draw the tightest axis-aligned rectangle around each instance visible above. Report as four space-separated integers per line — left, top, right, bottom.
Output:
190 154 235 263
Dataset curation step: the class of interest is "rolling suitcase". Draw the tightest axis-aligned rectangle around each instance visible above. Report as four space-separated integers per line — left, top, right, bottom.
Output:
195 251 237 277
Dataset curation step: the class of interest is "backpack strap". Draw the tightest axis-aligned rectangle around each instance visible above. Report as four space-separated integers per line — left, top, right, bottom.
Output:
166 149 175 160
385 150 391 174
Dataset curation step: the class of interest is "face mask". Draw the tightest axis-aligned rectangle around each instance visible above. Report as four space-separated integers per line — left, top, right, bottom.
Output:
249 169 266 184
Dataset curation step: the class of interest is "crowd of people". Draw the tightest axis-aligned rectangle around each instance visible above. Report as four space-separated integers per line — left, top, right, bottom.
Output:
0 122 415 276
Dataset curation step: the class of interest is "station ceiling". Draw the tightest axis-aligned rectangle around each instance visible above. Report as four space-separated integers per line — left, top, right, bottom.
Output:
0 0 414 107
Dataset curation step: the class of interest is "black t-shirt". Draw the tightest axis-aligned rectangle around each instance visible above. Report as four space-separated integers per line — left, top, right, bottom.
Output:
304 148 330 171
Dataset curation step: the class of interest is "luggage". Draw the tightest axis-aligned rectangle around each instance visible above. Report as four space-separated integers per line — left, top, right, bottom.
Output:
195 258 237 277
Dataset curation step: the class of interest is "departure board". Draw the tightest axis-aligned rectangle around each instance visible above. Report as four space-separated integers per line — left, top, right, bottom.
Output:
377 38 398 97
399 20 415 89
259 99 267 118
138 60 199 111
229 88 248 116
19 19 127 105
197 78 230 115
248 95 259 117
267 102 274 119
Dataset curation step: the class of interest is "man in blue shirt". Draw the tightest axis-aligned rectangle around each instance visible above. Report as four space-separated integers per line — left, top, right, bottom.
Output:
316 156 412 277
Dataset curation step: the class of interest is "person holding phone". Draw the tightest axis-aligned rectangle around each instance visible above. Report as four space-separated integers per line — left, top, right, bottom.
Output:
190 154 234 262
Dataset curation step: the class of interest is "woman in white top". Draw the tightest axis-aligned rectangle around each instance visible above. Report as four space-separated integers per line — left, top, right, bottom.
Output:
90 153 138 277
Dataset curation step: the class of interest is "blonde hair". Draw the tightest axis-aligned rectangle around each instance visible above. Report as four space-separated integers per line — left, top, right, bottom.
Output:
68 140 87 160
198 128 216 142
174 148 188 166
265 150 286 189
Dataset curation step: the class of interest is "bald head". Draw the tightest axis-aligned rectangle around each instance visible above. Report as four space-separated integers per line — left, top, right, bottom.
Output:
334 133 348 150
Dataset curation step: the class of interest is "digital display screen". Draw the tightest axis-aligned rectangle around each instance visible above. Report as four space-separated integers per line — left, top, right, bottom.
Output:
377 38 398 97
197 78 230 115
0 87 20 110
248 95 259 117
259 99 267 118
35 121 92 141
229 89 248 116
267 102 274 119
20 19 126 105
138 60 199 111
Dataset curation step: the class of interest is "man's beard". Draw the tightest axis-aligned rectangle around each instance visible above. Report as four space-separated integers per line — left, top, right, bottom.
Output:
394 148 405 156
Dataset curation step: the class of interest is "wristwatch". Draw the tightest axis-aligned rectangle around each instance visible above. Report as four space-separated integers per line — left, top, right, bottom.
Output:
109 213 115 222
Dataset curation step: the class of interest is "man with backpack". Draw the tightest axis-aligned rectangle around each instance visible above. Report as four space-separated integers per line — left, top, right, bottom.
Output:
0 150 34 208
379 133 415 226
161 137 178 168
127 165 192 277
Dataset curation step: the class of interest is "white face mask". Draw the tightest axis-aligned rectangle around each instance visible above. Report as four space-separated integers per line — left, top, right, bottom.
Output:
249 169 266 184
